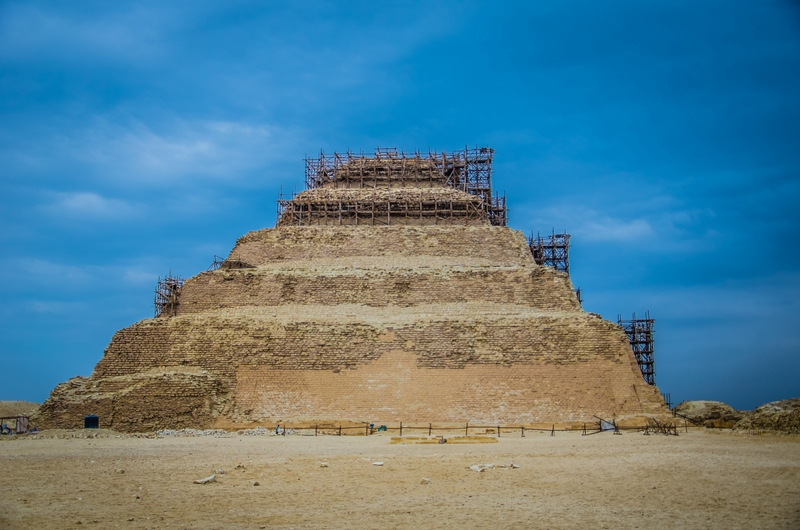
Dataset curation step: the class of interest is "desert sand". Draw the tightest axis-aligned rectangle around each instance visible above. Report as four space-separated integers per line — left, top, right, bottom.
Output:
1 428 798 529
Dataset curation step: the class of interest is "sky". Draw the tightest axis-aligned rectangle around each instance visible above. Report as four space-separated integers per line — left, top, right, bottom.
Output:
1 1 799 410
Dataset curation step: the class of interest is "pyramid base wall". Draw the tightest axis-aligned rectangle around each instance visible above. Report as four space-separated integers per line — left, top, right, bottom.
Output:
35 225 669 432
35 311 668 432
232 349 665 425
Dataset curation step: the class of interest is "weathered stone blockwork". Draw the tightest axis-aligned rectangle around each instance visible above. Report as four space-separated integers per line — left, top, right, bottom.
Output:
37 151 666 431
37 226 666 431
229 226 533 267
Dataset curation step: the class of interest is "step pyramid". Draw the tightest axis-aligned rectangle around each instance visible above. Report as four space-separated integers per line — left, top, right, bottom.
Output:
37 148 666 431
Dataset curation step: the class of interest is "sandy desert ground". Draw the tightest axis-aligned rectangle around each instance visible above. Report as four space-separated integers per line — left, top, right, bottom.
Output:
1 428 799 529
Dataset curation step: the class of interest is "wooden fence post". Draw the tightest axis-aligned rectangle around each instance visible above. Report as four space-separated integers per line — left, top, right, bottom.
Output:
465 422 469 436
521 426 525 438
338 425 342 436
497 425 500 438
550 424 555 437
315 424 318 436
428 423 432 436
399 422 402 437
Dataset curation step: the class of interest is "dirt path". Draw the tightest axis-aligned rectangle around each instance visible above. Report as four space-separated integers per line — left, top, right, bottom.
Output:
1 429 798 529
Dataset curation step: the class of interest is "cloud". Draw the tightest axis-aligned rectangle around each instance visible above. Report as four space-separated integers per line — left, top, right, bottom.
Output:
25 300 86 314
0 3 172 64
121 266 159 287
519 207 654 243
577 217 654 242
519 203 712 248
1 258 92 287
23 116 300 187
0 257 162 292
43 191 141 220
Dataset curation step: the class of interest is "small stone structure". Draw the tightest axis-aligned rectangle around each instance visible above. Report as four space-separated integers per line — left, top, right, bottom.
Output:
36 148 667 431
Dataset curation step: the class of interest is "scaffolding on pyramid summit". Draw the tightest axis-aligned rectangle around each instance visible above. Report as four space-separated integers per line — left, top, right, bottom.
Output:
295 146 507 226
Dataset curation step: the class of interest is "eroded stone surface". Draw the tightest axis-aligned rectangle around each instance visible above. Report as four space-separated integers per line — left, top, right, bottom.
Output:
36 225 666 432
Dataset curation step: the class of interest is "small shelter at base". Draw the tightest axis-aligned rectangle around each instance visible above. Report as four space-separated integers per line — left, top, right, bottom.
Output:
84 415 99 429
0 416 30 434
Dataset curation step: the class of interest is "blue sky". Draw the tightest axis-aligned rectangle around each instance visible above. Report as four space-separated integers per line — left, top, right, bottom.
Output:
1 1 798 410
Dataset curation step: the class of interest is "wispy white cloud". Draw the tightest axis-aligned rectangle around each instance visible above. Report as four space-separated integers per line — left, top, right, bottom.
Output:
0 3 172 64
121 266 158 287
25 300 87 314
10 116 302 187
6 258 93 286
577 216 654 242
517 200 718 252
0 257 163 291
42 191 141 220
76 119 252 181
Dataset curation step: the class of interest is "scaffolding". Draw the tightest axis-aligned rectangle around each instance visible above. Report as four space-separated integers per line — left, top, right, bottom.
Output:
277 190 487 227
154 273 184 317
529 230 570 274
298 147 507 226
488 193 507 227
618 311 655 385
207 255 254 271
207 255 225 271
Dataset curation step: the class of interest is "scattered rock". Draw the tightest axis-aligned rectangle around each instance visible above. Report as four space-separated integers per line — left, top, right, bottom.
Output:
735 398 800 433
673 401 743 428
236 427 272 436
675 398 800 433
469 463 495 472
235 463 245 470
156 428 229 437
193 474 216 484
115 469 125 474
372 462 384 466
252 481 260 486
319 462 328 468
420 478 431 484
